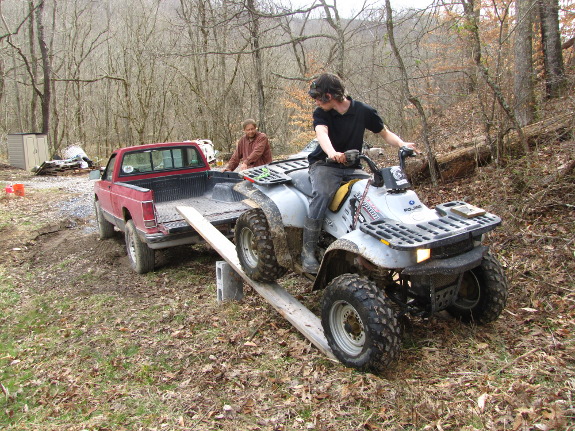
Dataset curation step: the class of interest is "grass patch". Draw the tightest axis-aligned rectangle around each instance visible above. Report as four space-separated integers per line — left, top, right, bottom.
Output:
0 271 20 310
56 259 74 269
0 284 185 429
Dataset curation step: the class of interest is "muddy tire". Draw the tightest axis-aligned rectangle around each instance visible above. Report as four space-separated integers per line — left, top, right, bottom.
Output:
447 252 508 324
125 219 155 274
321 274 401 372
95 201 115 239
235 208 287 282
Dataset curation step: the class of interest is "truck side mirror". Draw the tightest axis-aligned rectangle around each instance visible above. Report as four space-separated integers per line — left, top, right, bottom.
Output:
89 169 102 180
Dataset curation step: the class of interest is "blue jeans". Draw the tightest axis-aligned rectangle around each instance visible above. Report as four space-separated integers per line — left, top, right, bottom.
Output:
308 161 368 220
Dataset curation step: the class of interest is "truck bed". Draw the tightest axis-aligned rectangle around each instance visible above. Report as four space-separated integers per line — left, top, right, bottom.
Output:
123 170 248 231
156 193 248 226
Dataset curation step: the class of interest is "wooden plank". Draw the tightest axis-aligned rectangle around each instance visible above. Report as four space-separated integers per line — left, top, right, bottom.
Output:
177 205 335 360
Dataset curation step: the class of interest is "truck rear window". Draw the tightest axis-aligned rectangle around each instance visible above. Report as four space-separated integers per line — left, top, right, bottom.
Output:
119 146 205 176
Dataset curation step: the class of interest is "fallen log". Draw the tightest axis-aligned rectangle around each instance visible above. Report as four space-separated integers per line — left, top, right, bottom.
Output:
407 111 574 182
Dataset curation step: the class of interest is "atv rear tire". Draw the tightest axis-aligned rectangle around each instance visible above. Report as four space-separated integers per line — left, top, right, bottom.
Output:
95 201 115 239
447 252 508 324
235 208 287 282
321 274 401 372
125 219 155 274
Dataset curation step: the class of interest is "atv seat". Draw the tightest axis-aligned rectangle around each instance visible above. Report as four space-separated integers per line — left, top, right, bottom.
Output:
329 179 363 212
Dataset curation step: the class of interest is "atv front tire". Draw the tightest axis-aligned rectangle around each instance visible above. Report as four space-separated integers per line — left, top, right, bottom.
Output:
447 252 508 324
235 208 287 282
321 274 401 372
125 219 155 274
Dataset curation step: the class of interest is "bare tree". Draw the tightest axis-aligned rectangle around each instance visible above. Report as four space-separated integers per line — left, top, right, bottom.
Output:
175 0 247 150
384 0 438 185
514 0 536 126
538 0 565 98
2 0 562 164
246 0 267 132
28 0 39 131
34 1 50 136
317 0 346 76
461 0 528 154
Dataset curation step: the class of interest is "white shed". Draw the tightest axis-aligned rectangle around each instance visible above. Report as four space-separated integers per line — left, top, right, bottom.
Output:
8 133 50 171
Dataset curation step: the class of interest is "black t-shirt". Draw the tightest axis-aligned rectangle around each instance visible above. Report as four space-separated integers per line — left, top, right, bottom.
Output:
308 97 385 165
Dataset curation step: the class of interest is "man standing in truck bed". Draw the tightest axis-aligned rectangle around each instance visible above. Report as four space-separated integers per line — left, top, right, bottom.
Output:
224 119 272 172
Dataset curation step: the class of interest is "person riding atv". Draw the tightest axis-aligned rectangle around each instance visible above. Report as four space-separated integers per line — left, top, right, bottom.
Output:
233 148 508 371
304 73 418 274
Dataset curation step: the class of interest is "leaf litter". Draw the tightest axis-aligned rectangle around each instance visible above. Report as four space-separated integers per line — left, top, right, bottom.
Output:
0 138 573 430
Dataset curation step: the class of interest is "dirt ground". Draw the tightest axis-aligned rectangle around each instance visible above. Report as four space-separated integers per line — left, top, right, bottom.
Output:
0 144 574 430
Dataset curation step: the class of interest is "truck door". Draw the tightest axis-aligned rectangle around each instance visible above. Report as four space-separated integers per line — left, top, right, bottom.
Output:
97 154 117 221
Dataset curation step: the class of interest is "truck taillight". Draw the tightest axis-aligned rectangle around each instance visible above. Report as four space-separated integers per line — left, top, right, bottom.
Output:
142 201 157 228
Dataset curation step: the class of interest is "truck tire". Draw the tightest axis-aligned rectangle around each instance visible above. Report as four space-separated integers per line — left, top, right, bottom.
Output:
95 201 115 239
125 219 155 274
321 274 401 372
235 208 287 282
447 252 508 324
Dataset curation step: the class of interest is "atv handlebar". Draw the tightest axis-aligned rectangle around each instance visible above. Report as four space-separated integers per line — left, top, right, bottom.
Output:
326 149 360 165
327 146 416 174
398 146 416 171
326 146 415 188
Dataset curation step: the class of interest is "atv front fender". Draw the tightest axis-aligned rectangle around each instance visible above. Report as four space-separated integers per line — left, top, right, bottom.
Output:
312 229 415 291
234 181 294 268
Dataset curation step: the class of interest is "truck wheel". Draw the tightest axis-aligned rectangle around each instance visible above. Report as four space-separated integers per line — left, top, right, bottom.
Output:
447 252 508 324
95 201 115 239
321 274 401 372
235 208 287 282
125 219 155 274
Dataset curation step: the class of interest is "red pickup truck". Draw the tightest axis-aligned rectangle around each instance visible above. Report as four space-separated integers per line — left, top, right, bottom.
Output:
93 141 248 273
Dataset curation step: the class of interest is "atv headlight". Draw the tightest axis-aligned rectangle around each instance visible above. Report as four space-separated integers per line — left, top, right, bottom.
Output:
416 248 431 263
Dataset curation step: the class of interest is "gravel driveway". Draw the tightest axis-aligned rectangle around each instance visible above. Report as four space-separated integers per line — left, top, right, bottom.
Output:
11 173 97 230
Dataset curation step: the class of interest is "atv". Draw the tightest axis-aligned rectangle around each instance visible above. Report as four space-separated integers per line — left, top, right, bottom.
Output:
233 148 508 372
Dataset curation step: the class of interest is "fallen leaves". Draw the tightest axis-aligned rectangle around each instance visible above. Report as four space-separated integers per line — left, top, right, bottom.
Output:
1 139 574 430
477 392 488 412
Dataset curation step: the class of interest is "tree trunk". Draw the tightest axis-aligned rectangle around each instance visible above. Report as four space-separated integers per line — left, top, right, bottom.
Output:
538 0 565 98
36 0 51 137
514 0 535 126
461 0 529 154
0 58 4 115
247 0 266 132
28 0 38 131
384 0 438 185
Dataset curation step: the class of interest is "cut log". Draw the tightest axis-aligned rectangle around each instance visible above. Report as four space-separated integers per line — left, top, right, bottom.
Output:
408 111 574 182
436 141 492 180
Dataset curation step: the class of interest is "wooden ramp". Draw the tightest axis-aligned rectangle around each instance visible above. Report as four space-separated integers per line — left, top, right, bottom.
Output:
177 206 335 360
